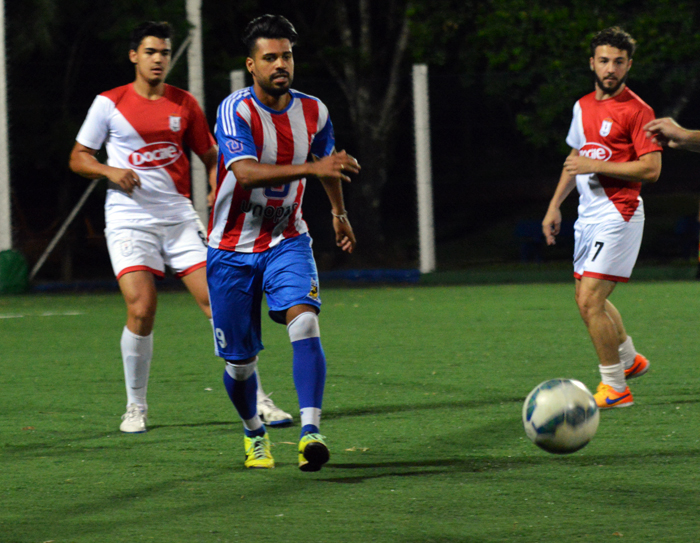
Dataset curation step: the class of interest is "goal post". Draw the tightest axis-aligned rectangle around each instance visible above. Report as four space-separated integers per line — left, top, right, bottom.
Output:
412 64 436 274
0 0 11 251
186 0 208 227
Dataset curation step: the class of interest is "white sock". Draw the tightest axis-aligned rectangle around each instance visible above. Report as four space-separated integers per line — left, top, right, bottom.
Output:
243 416 264 433
599 363 626 392
300 407 322 430
255 370 268 402
121 327 153 409
618 336 636 369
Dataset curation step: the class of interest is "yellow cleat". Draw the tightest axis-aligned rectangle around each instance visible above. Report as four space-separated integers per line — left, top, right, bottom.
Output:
594 383 634 409
244 434 275 469
298 433 330 472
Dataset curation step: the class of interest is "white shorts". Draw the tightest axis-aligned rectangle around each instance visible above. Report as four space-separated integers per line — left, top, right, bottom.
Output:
573 219 644 283
105 218 208 280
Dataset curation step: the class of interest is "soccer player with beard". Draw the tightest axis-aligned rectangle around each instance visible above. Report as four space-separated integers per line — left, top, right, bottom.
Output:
542 27 662 409
207 15 360 470
69 21 292 434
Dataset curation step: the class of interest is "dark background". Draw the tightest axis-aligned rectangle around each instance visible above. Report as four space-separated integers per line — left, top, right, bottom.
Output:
6 0 700 282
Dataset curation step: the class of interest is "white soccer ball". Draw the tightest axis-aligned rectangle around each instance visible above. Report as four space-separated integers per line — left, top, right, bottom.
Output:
522 378 599 454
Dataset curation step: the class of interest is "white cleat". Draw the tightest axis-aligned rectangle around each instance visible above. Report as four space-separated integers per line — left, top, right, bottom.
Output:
120 404 147 433
257 394 293 427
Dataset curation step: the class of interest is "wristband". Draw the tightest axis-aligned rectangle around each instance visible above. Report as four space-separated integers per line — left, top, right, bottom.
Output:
331 210 348 223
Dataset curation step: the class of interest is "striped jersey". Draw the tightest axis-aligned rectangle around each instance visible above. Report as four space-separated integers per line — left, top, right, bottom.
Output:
76 83 215 224
208 87 335 253
566 87 662 224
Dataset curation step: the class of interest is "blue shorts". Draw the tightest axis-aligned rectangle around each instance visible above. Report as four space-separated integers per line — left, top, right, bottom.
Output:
207 233 321 361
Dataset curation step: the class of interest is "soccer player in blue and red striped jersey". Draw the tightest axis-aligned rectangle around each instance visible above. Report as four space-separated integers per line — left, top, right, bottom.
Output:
207 14 360 471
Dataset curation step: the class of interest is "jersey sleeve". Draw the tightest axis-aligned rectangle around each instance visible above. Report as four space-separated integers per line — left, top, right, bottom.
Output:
183 95 216 157
75 95 113 150
310 102 335 158
565 101 583 150
629 104 663 158
215 97 258 169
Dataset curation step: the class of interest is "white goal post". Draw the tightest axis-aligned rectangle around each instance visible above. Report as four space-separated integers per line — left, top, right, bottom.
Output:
186 0 208 227
412 64 436 273
0 0 11 251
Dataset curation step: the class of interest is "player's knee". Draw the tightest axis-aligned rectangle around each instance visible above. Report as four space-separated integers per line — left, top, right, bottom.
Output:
125 298 156 331
127 300 156 322
576 292 603 323
225 356 258 380
287 311 320 342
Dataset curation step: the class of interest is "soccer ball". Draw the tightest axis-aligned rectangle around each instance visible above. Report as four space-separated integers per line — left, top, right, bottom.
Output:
522 378 599 454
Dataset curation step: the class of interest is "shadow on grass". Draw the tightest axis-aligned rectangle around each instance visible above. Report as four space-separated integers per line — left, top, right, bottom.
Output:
319 447 700 483
322 396 526 421
2 420 236 457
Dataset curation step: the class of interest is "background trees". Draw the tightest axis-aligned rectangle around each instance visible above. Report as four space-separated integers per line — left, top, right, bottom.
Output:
9 0 700 278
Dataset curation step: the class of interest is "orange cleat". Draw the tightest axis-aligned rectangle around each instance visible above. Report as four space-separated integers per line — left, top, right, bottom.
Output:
625 354 650 380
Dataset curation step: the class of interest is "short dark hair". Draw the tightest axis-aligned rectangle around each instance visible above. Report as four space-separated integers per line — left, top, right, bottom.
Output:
130 21 173 52
242 14 298 56
590 26 636 58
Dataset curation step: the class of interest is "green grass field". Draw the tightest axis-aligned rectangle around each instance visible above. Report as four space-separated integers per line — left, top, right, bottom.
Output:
2 281 700 542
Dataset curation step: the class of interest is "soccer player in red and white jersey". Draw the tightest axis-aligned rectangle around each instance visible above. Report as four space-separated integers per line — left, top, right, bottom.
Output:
207 15 360 470
542 27 662 409
68 21 291 434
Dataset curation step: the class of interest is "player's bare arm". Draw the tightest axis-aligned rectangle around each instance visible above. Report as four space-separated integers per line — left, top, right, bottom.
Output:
563 151 661 184
314 153 358 253
542 149 579 246
69 142 141 194
230 150 360 190
325 186 356 253
199 145 218 207
644 118 700 152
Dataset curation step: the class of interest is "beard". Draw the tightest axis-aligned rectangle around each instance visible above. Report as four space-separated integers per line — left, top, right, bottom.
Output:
594 71 628 96
259 72 293 97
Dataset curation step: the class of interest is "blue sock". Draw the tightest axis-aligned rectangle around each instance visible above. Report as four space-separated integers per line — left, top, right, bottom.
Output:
292 337 325 436
301 424 320 435
222 369 259 423
244 426 266 438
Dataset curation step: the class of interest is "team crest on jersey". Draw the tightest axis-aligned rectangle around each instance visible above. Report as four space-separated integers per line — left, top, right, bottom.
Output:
308 279 319 300
227 140 244 154
169 116 181 132
600 118 613 137
120 240 133 257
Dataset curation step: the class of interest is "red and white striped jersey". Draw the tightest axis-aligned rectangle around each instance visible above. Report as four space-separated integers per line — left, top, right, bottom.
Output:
208 87 335 253
76 83 215 224
566 87 662 224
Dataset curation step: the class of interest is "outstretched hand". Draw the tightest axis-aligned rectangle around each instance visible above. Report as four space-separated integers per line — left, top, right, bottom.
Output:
312 150 360 182
643 117 686 148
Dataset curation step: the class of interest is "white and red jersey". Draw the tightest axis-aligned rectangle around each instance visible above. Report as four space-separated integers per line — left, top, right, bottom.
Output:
208 87 335 253
566 87 662 224
76 83 215 224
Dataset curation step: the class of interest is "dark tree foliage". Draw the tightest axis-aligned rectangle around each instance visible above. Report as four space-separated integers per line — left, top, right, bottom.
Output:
8 0 700 278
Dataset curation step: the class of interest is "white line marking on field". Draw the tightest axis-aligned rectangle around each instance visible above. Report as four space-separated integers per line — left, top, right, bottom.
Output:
0 311 84 319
